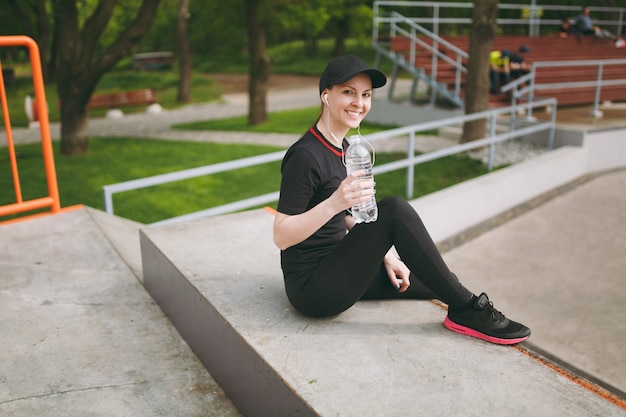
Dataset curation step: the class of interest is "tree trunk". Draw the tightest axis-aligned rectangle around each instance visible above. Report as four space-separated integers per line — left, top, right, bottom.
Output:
55 0 90 155
333 18 349 57
244 0 271 126
461 0 498 144
176 0 192 103
55 0 161 155
59 102 90 155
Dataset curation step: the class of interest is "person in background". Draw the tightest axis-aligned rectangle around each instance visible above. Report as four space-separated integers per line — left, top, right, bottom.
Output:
273 54 531 345
558 17 573 38
575 6 603 37
489 49 511 95
574 5 624 47
509 45 531 81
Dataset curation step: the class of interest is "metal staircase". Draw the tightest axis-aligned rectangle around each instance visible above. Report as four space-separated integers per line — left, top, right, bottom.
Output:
372 11 468 108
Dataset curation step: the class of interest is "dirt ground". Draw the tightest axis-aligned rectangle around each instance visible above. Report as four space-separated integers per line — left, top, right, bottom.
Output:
210 73 318 94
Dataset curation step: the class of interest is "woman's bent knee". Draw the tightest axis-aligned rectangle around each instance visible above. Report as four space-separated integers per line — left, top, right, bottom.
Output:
377 196 428 229
378 196 417 219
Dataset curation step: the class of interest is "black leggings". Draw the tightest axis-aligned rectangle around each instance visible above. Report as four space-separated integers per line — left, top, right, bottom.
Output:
285 196 474 317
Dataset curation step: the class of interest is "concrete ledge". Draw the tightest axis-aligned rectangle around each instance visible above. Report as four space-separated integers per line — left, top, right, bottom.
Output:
140 125 626 416
85 206 144 280
141 214 314 416
0 208 240 416
584 128 626 173
412 145 588 243
412 124 626 243
140 209 625 416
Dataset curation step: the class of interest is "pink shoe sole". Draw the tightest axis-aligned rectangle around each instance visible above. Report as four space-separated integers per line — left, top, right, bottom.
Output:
443 317 530 345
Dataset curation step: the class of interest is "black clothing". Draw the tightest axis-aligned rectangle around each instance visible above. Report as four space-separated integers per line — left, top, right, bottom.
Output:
278 126 348 279
509 53 530 80
277 127 474 318
559 23 573 36
509 53 524 64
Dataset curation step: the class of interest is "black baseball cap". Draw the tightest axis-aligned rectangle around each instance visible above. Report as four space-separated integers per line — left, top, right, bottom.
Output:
319 55 387 94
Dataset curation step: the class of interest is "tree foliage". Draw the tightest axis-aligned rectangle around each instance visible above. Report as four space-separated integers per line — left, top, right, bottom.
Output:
0 0 381 152
6 1 626 76
266 0 372 56
9 1 607 147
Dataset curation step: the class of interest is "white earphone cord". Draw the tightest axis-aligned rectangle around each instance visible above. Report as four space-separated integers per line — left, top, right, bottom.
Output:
326 104 342 145
325 94 375 166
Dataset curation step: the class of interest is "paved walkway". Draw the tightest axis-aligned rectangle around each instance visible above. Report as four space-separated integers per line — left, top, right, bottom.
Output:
1 86 320 148
2 82 626 415
5 78 626 152
3 80 471 155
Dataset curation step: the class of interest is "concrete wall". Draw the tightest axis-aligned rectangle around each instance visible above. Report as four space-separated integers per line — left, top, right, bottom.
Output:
585 129 626 173
410 127 626 244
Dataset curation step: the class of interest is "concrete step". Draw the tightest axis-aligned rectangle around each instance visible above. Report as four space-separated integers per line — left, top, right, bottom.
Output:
0 208 241 416
139 128 626 415
140 203 626 416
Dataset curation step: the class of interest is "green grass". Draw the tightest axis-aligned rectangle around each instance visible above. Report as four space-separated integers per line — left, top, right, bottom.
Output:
1 138 488 225
269 40 384 75
1 37 488 224
173 106 396 136
196 38 394 75
1 138 283 224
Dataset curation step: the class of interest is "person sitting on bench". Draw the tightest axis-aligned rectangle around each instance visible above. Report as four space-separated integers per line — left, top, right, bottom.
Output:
489 49 511 95
574 5 624 47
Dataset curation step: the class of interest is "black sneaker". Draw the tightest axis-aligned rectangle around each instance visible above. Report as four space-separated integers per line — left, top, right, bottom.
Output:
444 293 530 345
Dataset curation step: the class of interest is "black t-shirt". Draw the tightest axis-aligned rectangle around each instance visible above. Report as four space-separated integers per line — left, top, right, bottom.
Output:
277 125 347 279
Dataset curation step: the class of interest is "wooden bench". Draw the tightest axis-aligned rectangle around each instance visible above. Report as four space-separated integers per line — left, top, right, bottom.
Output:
132 52 175 71
87 88 161 118
88 88 158 110
391 35 626 107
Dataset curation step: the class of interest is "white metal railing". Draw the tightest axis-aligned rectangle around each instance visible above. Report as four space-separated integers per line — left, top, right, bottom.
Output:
377 11 468 106
373 1 626 39
503 58 626 118
373 3 626 109
102 151 285 225
102 98 557 226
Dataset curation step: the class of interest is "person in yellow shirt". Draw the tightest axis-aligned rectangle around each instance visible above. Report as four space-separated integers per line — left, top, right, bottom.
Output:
489 49 510 94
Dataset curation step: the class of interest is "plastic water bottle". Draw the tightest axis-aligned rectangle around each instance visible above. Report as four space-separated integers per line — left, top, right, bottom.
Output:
344 135 378 223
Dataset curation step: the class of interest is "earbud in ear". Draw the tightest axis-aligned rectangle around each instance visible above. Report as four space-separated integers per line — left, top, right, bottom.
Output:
323 93 329 106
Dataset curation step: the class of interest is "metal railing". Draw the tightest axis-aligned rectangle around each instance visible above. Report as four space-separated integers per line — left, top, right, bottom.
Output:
103 98 557 226
373 4 626 111
504 58 626 118
373 1 626 39
102 151 286 226
373 11 467 107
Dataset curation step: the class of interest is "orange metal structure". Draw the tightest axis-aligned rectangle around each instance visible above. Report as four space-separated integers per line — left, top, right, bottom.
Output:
0 35 80 225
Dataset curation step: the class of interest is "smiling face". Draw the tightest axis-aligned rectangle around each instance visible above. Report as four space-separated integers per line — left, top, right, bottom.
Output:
322 73 373 139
